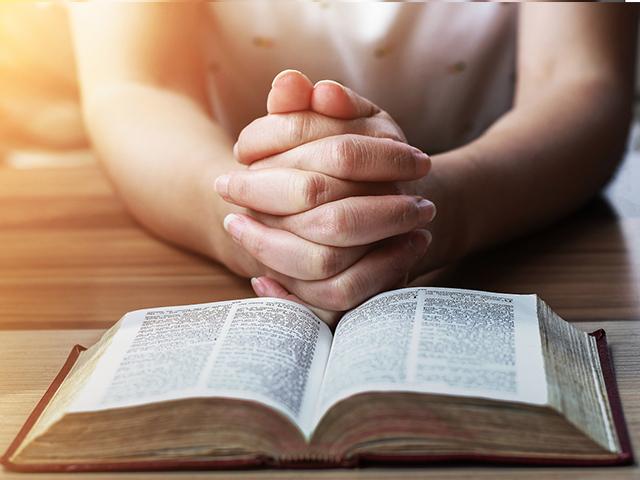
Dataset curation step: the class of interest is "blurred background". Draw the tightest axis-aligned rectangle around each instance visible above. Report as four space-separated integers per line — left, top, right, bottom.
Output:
0 2 90 168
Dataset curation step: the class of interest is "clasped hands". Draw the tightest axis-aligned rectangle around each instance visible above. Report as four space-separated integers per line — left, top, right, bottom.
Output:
215 70 436 325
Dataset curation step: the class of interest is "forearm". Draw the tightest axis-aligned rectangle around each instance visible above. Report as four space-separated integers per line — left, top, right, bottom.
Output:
82 83 253 274
416 76 632 275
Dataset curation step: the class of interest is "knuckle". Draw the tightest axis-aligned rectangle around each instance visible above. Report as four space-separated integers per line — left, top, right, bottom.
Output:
235 117 265 160
228 173 249 202
330 135 361 178
387 142 414 173
325 276 360 311
380 111 407 142
395 197 420 227
243 228 265 259
310 246 341 279
369 114 405 142
298 173 327 210
234 129 250 159
287 113 313 146
321 203 353 244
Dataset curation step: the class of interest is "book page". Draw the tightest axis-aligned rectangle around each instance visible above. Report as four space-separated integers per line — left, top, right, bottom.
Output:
69 298 332 435
314 287 547 424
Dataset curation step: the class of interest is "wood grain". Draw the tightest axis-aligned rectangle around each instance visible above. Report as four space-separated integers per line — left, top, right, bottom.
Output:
0 165 253 329
427 205 640 322
0 321 638 479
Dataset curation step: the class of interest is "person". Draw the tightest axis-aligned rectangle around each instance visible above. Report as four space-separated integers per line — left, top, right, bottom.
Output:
70 2 636 325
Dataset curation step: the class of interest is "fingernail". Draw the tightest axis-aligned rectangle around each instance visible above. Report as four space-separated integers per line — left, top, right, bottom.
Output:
232 142 239 159
223 213 245 242
416 198 436 224
409 229 432 256
314 79 344 90
272 69 303 88
214 174 230 199
251 277 265 296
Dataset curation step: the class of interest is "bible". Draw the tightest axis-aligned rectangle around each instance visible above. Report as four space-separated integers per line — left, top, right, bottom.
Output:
2 287 632 471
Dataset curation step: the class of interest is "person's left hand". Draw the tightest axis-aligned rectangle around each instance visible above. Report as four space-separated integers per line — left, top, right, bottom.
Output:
216 70 435 325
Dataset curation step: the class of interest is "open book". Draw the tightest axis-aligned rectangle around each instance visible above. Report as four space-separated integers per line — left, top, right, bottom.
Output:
2 287 632 471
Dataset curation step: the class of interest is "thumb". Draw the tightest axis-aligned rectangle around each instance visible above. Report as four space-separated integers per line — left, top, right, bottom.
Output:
311 80 380 120
266 69 314 114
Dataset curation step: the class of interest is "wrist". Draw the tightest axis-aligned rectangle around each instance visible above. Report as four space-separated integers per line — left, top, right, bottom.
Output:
409 151 474 277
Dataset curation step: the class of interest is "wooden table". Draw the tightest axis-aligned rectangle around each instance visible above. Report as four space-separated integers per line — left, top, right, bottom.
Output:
1 130 639 478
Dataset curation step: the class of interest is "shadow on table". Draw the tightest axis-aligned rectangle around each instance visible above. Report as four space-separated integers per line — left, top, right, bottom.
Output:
418 196 640 322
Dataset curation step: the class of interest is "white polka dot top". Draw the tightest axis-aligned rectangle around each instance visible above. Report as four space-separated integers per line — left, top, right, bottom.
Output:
203 1 517 154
